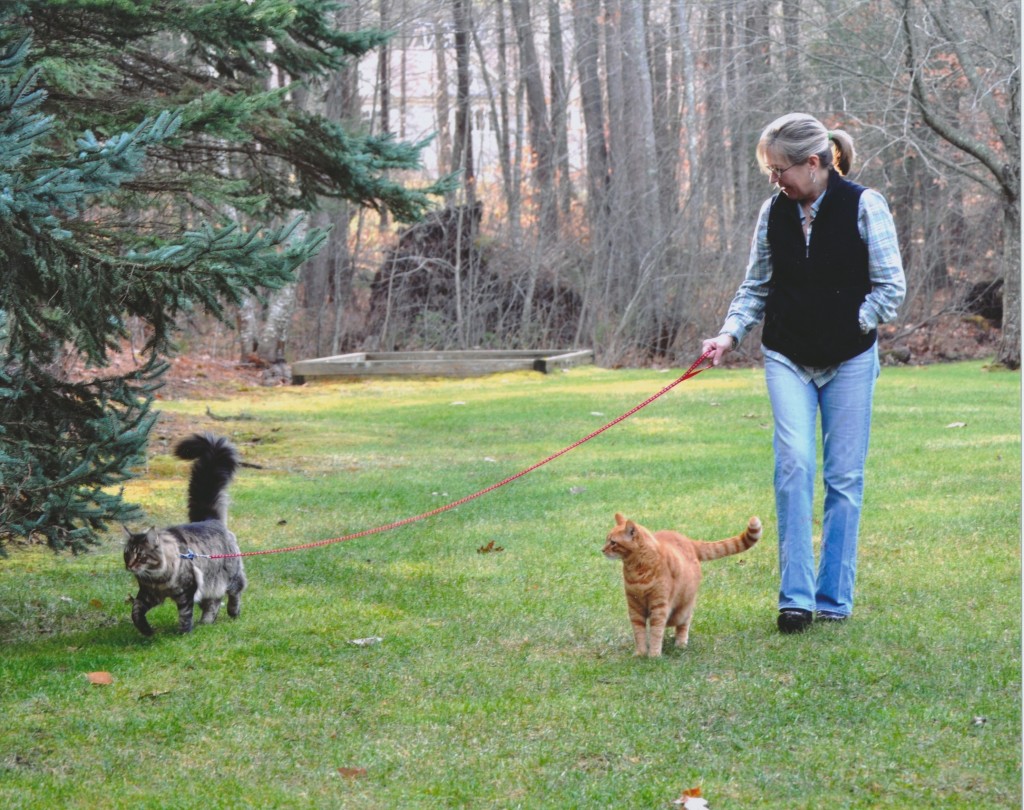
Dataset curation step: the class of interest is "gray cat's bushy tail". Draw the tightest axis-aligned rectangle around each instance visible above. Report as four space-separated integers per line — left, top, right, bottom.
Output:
174 433 240 525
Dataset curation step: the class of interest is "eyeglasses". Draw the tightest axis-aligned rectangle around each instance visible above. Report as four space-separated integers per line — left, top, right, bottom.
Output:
766 161 801 181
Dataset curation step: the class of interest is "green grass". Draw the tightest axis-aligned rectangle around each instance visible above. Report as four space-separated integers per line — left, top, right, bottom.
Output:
1 361 1019 808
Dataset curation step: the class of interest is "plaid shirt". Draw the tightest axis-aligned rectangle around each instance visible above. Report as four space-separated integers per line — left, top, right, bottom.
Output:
720 186 906 385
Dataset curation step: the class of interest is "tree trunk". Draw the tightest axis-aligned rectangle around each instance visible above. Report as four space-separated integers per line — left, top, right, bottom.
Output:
572 0 609 225
472 2 517 230
377 0 391 230
452 0 475 207
547 0 572 217
672 0 700 214
508 0 557 238
997 191 1021 368
433 16 453 202
495 0 519 236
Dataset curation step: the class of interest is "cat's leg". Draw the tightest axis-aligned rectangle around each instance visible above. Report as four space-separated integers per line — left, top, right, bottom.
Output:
674 600 697 648
173 592 196 633
130 592 162 637
227 591 242 619
646 607 669 657
627 600 649 655
199 598 222 624
226 569 246 619
647 624 667 657
630 618 649 656
625 594 649 655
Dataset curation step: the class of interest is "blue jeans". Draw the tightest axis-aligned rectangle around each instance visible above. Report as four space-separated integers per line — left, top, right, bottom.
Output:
765 346 880 616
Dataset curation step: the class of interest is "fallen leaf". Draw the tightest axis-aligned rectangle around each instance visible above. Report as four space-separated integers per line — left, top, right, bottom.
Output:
89 598 103 609
946 421 967 429
477 540 504 554
347 636 383 647
138 690 172 700
338 767 368 779
569 486 587 495
672 787 709 809
86 672 113 686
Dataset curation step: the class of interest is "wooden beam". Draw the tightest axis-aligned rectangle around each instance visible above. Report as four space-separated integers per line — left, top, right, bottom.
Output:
291 349 593 382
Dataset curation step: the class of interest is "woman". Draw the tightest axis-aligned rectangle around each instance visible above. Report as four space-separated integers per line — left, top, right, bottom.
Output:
702 113 906 634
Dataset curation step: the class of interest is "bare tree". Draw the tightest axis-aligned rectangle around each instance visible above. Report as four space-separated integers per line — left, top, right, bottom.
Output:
572 0 610 225
433 10 454 199
471 1 519 230
299 4 364 358
509 0 558 237
547 0 573 217
897 0 1020 367
452 0 475 205
378 0 392 230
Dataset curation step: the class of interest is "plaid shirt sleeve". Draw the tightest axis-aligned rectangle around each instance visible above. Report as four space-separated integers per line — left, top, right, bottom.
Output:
857 188 906 330
720 189 906 347
720 197 774 348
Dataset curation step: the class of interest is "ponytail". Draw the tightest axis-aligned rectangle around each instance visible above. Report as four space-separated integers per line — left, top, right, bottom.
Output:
827 129 856 176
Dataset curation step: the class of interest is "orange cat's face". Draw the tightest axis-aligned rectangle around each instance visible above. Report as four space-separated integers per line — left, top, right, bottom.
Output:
602 513 641 560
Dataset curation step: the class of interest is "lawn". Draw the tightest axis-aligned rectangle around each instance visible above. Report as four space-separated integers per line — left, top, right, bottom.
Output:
0 361 1020 808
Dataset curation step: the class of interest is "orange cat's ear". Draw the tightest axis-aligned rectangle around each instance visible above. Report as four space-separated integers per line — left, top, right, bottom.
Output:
614 512 626 525
624 521 638 538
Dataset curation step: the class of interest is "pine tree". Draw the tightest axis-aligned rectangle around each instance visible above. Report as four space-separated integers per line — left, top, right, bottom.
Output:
0 1 447 553
0 36 324 552
6 0 444 225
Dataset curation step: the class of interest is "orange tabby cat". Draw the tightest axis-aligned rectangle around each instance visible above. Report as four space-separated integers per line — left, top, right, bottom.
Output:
603 513 761 657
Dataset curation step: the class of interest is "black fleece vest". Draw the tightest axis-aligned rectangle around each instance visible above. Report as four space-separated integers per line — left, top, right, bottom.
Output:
762 172 876 367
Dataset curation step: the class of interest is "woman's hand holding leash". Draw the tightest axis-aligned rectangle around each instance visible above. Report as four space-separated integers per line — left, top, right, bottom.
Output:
701 333 736 367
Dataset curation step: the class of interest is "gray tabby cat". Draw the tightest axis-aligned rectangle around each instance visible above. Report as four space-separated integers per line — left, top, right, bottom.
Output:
124 433 247 635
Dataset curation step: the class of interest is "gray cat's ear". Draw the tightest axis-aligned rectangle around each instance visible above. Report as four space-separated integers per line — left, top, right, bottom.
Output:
121 525 132 539
145 526 159 540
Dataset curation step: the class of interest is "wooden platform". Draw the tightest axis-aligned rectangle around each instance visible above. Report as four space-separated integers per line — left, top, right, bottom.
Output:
291 349 593 382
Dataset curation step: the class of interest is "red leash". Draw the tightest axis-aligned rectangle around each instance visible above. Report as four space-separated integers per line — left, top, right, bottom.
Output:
188 349 715 560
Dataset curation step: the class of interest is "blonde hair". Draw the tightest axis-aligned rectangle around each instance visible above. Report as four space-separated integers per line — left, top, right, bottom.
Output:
756 113 856 176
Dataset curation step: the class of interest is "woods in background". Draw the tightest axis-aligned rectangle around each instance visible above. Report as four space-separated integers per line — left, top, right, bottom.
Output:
299 0 1019 369
10 1 1017 370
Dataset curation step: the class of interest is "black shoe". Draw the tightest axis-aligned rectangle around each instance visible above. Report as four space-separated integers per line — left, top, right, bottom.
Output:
816 611 848 623
777 608 813 634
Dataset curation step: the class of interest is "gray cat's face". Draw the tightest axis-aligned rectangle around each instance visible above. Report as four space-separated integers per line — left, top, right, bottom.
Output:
123 527 161 575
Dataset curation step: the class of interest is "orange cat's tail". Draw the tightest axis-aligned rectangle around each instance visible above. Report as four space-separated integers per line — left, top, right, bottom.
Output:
693 516 762 561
